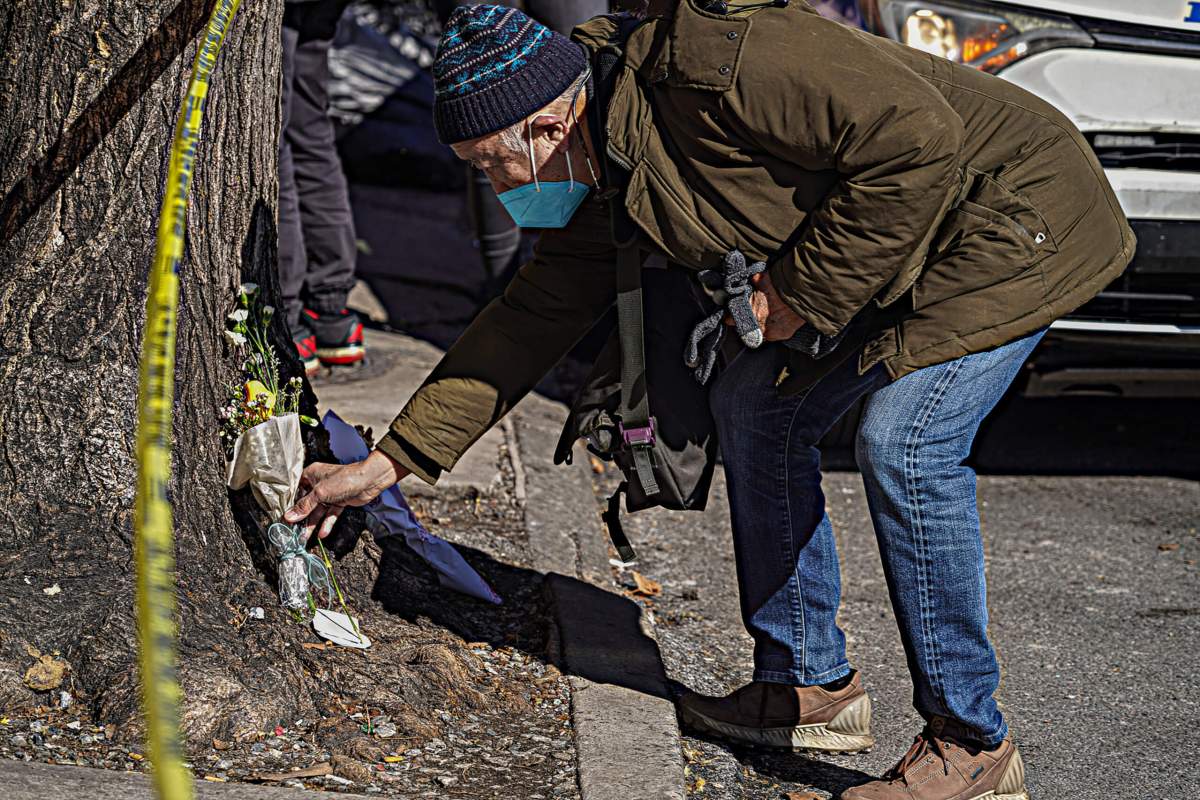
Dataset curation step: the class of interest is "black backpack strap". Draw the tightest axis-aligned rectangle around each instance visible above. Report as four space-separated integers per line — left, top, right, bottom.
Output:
615 231 658 498
588 14 656 563
600 482 638 568
594 14 659 499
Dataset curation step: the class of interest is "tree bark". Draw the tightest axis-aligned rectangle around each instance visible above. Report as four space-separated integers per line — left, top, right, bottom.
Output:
0 0 367 744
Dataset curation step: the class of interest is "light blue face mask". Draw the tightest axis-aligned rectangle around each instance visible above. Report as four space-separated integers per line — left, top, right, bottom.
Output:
497 85 595 229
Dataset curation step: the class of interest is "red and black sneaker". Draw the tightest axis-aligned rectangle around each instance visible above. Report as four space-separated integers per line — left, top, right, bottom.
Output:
293 318 320 377
303 308 365 366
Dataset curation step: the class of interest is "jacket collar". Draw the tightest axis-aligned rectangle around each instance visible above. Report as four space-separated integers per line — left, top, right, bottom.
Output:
633 0 751 90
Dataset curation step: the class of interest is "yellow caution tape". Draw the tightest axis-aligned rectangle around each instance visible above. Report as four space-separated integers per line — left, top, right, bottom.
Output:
134 0 242 798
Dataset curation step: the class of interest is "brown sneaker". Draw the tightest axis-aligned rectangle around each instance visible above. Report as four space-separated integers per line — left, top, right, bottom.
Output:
676 671 874 752
840 717 1029 800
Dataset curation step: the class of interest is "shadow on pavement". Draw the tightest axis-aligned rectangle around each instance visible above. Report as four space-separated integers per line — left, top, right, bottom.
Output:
674 723 874 793
370 536 671 698
371 535 881 797
971 394 1199 478
823 393 1199 479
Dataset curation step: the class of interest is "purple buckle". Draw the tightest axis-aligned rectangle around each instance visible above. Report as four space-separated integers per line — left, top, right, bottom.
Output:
619 418 657 448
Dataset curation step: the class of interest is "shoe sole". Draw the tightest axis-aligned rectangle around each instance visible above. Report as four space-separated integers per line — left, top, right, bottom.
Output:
679 694 875 753
316 346 365 365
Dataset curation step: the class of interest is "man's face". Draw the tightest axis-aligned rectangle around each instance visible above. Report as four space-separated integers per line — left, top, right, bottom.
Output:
451 128 543 194
451 96 584 194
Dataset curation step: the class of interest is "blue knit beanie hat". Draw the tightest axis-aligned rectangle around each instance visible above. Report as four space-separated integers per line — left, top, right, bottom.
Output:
432 5 589 145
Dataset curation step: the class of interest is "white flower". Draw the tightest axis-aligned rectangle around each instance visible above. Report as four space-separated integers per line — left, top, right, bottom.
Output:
224 330 247 347
238 282 259 296
227 309 249 322
263 305 275 317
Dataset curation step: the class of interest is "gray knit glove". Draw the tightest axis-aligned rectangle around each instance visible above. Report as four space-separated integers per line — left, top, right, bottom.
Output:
685 249 766 384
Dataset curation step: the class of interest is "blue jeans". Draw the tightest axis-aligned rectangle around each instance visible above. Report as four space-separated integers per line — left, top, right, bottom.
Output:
710 330 1045 746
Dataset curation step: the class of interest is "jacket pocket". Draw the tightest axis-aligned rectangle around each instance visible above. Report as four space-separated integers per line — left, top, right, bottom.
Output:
957 169 1057 259
915 170 1056 310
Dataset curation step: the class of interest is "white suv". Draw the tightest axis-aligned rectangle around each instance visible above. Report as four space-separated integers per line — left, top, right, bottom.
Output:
846 0 1200 397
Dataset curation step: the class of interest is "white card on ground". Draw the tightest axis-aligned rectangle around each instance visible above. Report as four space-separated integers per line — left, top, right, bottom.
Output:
312 609 371 649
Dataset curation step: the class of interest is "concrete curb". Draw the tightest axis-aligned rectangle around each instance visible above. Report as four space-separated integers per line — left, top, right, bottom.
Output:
510 394 686 800
0 760 372 799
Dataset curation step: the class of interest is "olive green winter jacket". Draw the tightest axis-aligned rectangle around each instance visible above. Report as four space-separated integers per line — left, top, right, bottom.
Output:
376 0 1135 484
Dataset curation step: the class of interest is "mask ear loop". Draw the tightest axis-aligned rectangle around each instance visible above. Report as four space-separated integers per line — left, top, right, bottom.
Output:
526 118 541 193
529 67 596 195
569 67 600 189
565 132 576 193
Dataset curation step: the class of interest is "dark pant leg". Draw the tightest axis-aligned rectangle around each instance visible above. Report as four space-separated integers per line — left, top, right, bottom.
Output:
466 164 521 290
278 21 306 329
284 0 356 317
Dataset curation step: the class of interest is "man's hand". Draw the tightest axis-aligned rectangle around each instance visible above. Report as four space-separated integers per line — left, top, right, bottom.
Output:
729 271 806 342
283 449 410 541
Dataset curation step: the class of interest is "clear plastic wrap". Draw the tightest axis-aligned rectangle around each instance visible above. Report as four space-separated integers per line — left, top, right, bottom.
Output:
226 414 317 609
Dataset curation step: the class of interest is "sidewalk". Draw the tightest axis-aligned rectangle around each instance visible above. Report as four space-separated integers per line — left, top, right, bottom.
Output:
315 322 686 800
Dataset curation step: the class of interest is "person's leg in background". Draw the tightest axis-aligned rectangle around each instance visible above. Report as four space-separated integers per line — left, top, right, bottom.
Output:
283 0 364 368
278 13 319 374
465 163 522 297
676 346 889 751
842 330 1045 800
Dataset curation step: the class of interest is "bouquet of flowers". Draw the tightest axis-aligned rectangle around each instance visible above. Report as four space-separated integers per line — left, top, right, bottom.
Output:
220 284 359 641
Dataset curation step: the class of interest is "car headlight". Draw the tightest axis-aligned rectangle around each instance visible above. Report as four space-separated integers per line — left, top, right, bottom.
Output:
861 0 1093 73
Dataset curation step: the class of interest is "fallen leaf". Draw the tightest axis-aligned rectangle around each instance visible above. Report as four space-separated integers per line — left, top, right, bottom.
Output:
301 642 329 651
212 738 231 751
589 455 607 474
1158 543 1180 552
24 653 67 691
631 571 662 597
785 792 822 800
129 753 144 761
254 762 332 782
383 755 403 763
104 724 117 740
274 725 285 736
42 584 61 596
203 776 226 783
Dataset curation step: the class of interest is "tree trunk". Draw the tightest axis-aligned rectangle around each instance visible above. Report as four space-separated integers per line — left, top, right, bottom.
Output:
0 0 509 752
0 0 304 740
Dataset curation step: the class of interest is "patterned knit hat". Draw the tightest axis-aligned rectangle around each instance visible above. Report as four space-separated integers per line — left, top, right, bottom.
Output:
432 5 588 145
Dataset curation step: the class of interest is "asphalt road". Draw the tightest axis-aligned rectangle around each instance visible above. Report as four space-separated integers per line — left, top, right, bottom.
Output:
607 412 1199 800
